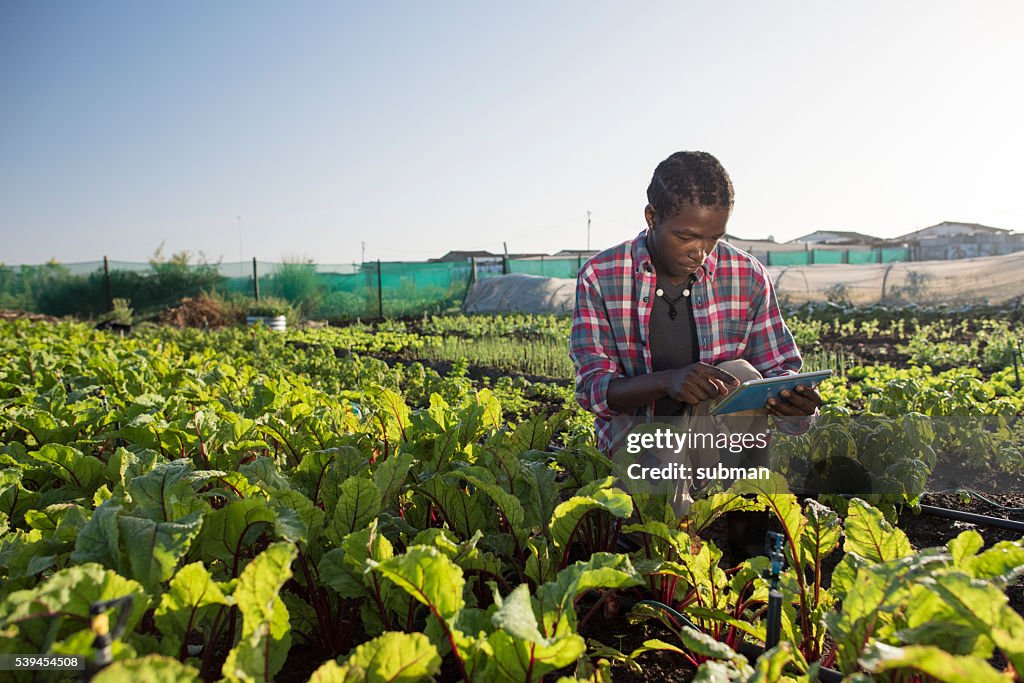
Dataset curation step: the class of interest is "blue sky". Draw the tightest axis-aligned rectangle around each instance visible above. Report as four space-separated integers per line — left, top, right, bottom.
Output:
2 1 1022 265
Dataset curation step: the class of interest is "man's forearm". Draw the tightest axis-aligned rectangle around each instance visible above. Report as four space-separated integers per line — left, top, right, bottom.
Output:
606 372 668 414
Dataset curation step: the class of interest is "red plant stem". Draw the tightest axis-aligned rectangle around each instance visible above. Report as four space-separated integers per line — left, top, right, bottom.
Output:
765 497 811 638
342 598 363 653
370 575 393 631
194 415 210 468
297 548 340 652
725 625 737 649
578 590 613 632
430 605 469 683
200 605 227 679
225 606 238 659
813 556 822 609
181 605 199 661
335 599 347 648
609 519 622 552
214 476 243 499
561 512 595 568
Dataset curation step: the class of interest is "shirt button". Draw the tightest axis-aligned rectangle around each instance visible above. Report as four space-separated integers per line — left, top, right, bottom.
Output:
642 296 649 302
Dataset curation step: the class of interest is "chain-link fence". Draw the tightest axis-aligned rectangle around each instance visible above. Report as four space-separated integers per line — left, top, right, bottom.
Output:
4 245 1015 320
0 258 490 319
757 246 910 266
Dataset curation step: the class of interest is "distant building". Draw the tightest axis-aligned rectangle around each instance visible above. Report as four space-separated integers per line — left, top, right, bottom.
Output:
723 235 803 265
895 221 1023 260
430 250 500 263
430 250 549 263
430 249 552 276
552 249 600 259
790 230 881 245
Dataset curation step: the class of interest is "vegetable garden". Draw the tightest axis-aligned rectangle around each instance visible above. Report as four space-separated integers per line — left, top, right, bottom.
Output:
1 306 1023 682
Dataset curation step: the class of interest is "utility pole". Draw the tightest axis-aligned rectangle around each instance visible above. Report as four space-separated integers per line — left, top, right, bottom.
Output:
237 216 243 277
587 210 591 251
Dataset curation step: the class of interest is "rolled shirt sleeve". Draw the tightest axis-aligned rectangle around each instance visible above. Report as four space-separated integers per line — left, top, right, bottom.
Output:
570 270 623 420
737 261 798 377
748 265 817 434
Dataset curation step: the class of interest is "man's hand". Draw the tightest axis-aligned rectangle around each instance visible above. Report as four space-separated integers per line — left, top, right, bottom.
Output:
766 385 822 417
663 363 741 405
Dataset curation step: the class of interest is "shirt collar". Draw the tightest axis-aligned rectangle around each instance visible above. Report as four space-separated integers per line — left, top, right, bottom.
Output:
631 229 719 282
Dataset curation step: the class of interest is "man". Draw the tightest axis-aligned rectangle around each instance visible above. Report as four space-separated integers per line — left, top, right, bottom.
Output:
570 151 821 556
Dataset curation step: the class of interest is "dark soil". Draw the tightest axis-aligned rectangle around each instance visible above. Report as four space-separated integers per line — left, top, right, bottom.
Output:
902 465 1024 618
821 336 913 368
577 608 697 682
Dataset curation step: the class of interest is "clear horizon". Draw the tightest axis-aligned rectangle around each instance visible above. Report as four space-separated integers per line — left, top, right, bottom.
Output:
2 1 1022 266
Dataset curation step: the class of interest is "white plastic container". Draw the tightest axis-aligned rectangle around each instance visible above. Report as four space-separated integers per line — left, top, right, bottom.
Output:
246 315 287 332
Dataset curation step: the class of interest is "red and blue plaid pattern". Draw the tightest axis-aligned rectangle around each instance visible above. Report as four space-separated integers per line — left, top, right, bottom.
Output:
570 230 804 450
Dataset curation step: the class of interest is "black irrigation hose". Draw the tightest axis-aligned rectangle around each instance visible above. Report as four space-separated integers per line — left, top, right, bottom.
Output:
638 600 844 683
792 487 1024 534
915 503 1024 534
924 488 1024 514
735 642 844 683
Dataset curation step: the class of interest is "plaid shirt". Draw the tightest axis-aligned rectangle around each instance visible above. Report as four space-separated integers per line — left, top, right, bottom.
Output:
570 230 804 450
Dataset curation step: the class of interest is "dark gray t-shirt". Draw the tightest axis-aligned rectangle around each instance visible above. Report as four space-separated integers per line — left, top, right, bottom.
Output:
649 275 699 417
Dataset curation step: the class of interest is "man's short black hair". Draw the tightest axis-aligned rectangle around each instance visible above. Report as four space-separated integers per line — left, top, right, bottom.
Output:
646 151 735 222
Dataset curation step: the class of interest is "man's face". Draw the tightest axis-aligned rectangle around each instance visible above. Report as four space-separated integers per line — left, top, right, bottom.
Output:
645 202 729 280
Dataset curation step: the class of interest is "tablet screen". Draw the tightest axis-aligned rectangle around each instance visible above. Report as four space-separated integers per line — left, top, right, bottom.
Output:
709 370 832 415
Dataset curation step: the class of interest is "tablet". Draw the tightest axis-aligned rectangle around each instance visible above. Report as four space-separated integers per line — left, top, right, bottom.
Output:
709 370 833 415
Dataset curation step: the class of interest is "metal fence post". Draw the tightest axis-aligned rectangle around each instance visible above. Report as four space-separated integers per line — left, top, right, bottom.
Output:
103 256 112 311
252 258 260 301
880 263 896 304
376 260 384 319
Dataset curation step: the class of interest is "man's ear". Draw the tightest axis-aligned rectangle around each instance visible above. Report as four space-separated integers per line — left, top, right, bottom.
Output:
644 204 655 230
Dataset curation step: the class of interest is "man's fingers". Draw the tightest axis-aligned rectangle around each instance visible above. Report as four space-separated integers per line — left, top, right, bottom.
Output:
685 379 715 402
766 397 802 416
678 387 701 405
793 385 823 406
778 393 816 414
702 365 740 386
769 388 820 416
665 379 700 404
